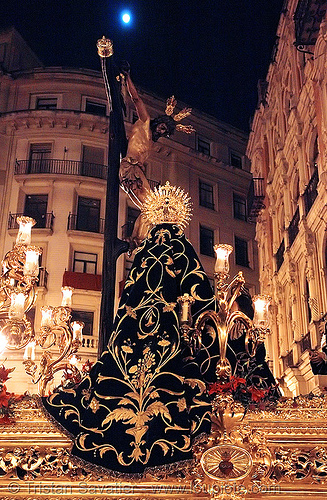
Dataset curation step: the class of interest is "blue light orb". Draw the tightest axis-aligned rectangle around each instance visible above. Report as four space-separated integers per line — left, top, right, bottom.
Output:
122 12 131 24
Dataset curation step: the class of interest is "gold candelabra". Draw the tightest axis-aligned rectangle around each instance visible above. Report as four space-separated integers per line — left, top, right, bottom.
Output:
178 244 271 382
0 216 84 396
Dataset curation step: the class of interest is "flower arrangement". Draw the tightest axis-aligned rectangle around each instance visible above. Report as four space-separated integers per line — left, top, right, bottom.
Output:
0 365 23 424
208 375 278 411
60 359 94 389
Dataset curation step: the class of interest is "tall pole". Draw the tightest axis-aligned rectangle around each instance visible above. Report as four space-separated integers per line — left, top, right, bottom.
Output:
97 38 129 356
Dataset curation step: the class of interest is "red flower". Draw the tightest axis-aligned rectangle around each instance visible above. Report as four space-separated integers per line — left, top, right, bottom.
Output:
82 360 93 374
247 386 268 402
230 376 246 390
0 365 14 383
0 385 12 408
208 376 246 395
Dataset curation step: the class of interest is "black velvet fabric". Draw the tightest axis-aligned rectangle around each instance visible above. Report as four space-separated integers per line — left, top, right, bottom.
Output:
42 224 215 473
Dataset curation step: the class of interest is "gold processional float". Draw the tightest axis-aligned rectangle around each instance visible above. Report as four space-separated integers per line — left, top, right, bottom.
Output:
0 183 326 499
0 37 326 498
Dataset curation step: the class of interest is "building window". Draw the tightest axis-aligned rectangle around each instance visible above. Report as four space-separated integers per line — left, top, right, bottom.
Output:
235 236 249 267
36 97 57 110
24 194 48 228
200 226 214 257
197 137 211 156
233 193 247 221
122 206 140 239
77 197 101 233
199 181 214 209
82 145 105 166
28 143 52 173
85 100 107 116
230 152 243 169
73 252 97 274
71 310 94 336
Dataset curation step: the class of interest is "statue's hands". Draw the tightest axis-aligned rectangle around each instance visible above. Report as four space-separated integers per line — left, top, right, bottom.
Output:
120 60 130 77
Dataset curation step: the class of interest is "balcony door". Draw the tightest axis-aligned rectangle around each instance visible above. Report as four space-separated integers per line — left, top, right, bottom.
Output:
82 146 104 177
77 197 100 233
24 194 48 228
29 143 52 173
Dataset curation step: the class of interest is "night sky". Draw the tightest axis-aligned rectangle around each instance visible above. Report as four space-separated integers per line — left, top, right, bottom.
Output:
2 0 285 131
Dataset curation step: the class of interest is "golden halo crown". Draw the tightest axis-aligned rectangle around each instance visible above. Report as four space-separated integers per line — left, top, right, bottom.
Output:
165 96 196 135
142 181 193 230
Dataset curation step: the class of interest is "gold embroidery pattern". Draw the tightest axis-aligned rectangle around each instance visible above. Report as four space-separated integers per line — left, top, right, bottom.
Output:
43 224 215 473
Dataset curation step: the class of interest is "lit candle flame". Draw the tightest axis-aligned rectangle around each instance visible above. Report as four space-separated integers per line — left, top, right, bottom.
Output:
9 292 26 320
253 295 271 329
214 244 233 274
16 216 36 245
61 287 74 307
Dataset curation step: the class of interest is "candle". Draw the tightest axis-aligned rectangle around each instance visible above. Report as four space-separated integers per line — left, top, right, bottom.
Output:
9 292 25 320
61 287 74 307
177 293 195 325
69 354 79 366
16 216 36 245
253 295 271 329
181 299 189 323
41 306 53 327
24 246 41 277
24 341 36 361
214 244 233 274
71 321 84 342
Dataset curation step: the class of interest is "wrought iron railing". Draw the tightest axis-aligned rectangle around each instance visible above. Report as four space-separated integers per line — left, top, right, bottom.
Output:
15 159 108 180
67 213 105 234
247 177 265 220
275 239 285 272
8 212 54 231
304 168 319 215
288 208 300 247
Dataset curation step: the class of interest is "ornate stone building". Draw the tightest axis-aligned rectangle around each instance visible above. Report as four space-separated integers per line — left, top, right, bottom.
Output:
247 0 327 395
0 28 258 393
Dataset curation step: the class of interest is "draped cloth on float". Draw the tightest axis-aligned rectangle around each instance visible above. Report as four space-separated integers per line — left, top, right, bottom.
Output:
42 224 216 474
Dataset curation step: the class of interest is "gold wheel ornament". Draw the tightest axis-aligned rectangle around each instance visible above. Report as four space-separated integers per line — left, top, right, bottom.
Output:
200 444 252 481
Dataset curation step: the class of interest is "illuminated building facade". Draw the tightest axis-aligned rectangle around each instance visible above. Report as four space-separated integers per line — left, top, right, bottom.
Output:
0 27 258 392
247 0 327 395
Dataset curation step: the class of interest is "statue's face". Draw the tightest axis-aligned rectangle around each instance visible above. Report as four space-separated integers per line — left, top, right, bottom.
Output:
156 123 169 135
152 122 169 142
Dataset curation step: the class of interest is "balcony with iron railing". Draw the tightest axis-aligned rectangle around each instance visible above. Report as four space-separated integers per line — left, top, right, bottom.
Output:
304 168 319 215
8 212 55 231
67 213 105 234
247 177 265 221
288 208 300 247
15 159 108 181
